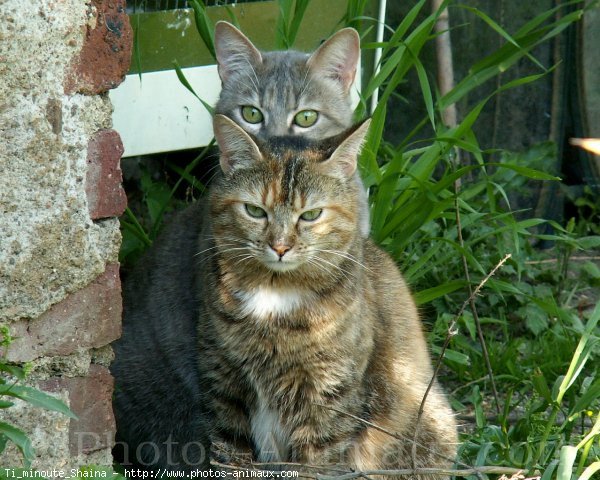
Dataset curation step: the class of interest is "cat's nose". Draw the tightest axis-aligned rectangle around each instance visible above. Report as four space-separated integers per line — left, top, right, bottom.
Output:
270 242 291 258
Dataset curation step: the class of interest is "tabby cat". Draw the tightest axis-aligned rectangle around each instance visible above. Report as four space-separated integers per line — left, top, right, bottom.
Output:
197 115 458 475
112 113 458 474
112 25 366 471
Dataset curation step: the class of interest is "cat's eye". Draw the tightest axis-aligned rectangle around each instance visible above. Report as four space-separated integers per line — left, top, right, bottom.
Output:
299 208 322 221
241 106 264 124
245 203 267 219
294 110 318 128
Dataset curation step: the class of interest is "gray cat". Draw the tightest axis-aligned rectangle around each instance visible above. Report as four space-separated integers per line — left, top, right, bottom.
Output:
112 25 364 472
214 21 359 140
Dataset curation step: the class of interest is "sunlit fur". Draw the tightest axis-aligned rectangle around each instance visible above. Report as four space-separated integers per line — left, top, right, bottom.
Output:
197 118 458 476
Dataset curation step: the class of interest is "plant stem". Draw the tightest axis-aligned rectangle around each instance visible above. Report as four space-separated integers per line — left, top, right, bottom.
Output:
454 185 502 414
533 403 560 468
124 208 152 246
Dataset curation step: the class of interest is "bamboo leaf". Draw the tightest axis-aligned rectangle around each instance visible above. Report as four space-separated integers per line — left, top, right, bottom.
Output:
410 50 435 131
224 7 241 28
556 302 600 402
358 103 385 188
488 163 561 181
189 0 215 60
569 378 600 418
173 61 214 115
415 280 466 305
458 5 547 71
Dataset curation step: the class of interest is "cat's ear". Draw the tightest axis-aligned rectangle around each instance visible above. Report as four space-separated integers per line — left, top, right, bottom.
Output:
319 119 371 179
307 28 360 94
213 114 262 173
214 21 263 83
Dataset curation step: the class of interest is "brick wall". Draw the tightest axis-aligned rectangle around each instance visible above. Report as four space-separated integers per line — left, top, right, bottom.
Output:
0 0 132 469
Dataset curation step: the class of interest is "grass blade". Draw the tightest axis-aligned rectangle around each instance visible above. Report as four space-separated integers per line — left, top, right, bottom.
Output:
189 0 215 60
173 61 214 115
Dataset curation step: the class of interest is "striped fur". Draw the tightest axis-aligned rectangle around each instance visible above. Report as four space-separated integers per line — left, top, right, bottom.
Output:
198 117 458 475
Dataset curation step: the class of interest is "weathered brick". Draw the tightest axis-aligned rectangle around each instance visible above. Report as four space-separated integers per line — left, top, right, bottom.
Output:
86 129 127 219
7 264 122 363
40 365 116 457
64 0 132 95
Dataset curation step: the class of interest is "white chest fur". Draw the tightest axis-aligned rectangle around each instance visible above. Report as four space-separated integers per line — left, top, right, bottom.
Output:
236 286 309 320
251 391 290 461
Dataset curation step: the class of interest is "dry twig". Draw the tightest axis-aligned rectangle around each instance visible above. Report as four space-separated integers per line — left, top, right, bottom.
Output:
411 254 511 470
453 190 503 415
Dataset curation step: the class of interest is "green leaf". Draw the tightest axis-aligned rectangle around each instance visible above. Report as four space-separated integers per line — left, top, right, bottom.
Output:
409 49 435 131
576 236 600 250
0 432 7 454
122 209 152 247
173 61 214 115
540 460 560 480
0 385 77 419
0 422 34 467
358 103 385 188
458 5 547 71
489 162 561 181
276 0 310 49
520 304 550 335
460 311 476 341
224 7 241 28
556 302 600 402
0 400 14 409
568 378 600 418
469 385 486 429
414 280 466 305
0 363 26 380
531 368 553 404
579 462 600 480
431 345 470 366
188 0 215 60
557 445 578 480
582 261 600 280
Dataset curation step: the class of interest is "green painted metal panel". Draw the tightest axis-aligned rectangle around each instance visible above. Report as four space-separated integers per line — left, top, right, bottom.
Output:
130 0 352 73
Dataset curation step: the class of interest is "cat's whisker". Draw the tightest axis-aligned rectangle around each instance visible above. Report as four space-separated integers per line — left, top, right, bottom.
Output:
298 66 313 100
194 243 241 257
314 248 372 272
241 56 260 94
305 257 333 278
310 249 356 274
312 254 355 284
230 254 255 268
